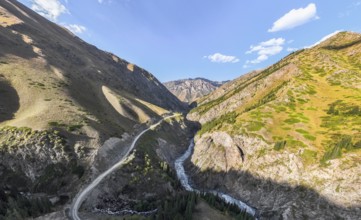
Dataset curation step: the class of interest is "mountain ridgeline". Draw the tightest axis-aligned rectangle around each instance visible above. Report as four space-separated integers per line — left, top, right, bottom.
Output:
187 31 361 219
0 0 204 219
164 78 227 103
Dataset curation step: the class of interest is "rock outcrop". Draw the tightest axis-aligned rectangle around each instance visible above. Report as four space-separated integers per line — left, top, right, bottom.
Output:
164 78 226 103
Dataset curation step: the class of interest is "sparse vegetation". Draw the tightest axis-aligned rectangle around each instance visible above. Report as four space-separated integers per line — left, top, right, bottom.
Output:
321 135 360 164
274 140 287 151
0 126 66 149
198 112 238 136
0 190 52 219
246 121 264 132
48 121 83 132
244 82 287 113
0 126 81 218
301 149 318 166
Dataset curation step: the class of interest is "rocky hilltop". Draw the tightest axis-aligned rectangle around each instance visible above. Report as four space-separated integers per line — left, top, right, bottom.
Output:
164 78 226 103
187 31 361 219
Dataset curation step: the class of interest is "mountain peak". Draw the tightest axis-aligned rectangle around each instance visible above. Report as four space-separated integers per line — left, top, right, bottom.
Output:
164 78 228 103
315 31 361 49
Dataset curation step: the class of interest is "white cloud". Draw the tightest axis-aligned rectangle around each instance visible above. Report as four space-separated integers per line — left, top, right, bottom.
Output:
245 38 285 65
64 24 87 34
30 0 87 35
98 0 103 3
247 54 268 64
31 0 68 21
287 47 298 52
246 38 285 55
204 53 240 63
305 30 343 48
268 3 319 32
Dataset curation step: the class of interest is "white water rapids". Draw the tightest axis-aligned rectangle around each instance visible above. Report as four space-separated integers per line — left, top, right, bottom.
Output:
175 139 257 217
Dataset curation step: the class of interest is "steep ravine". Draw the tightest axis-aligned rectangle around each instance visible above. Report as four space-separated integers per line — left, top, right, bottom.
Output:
186 132 361 219
175 139 257 217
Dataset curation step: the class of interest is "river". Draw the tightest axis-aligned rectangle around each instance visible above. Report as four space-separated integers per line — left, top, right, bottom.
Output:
175 139 257 217
70 114 256 219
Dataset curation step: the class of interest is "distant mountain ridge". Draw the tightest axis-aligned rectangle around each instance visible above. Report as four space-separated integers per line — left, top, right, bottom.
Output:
164 78 228 103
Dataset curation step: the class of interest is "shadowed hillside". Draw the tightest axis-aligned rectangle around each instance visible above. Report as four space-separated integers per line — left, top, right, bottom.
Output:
0 79 19 123
0 0 192 219
185 162 361 219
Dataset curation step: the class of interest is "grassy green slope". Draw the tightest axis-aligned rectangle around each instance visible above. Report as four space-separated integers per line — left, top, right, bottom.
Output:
192 31 361 165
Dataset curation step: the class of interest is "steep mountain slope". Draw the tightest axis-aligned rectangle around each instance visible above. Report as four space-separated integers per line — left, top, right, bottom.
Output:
187 31 361 219
0 0 185 131
0 0 193 219
164 78 226 103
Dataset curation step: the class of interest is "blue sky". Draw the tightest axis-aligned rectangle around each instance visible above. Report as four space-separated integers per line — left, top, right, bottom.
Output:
17 0 361 82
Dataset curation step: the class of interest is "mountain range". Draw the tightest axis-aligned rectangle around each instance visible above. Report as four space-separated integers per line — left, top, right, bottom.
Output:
0 0 360 219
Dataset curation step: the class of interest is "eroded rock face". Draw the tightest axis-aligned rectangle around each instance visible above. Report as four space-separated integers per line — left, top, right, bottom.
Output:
188 132 361 219
164 78 226 103
190 132 243 172
0 127 88 203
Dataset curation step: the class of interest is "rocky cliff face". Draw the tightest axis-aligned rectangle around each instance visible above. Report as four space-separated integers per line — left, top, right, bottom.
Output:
164 78 226 103
0 126 83 217
187 132 360 219
187 32 361 219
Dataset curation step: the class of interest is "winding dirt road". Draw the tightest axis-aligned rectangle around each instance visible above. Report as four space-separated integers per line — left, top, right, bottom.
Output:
70 114 178 220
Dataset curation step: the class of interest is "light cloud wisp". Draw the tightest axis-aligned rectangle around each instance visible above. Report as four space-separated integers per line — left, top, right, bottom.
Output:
204 53 240 63
65 24 87 34
31 0 68 21
244 38 285 67
268 3 319 32
287 47 298 52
